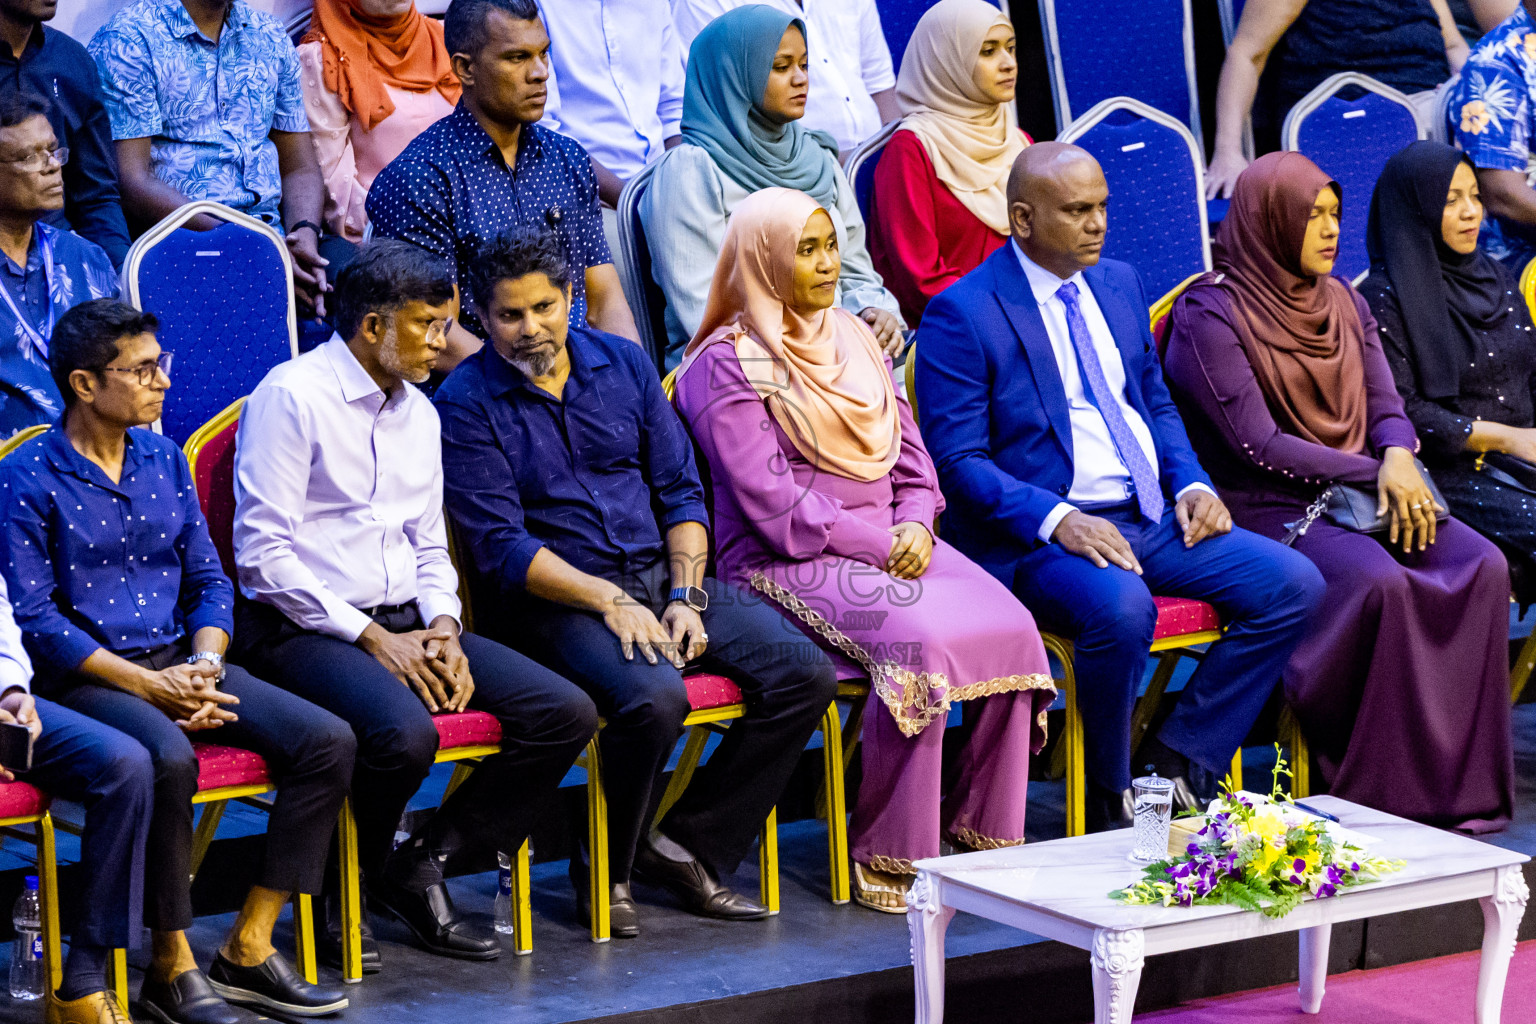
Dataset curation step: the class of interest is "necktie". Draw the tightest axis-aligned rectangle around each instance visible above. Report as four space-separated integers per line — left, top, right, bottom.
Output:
1056 280 1164 523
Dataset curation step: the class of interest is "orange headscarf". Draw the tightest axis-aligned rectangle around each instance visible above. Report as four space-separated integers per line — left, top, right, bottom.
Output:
302 0 461 133
677 187 901 483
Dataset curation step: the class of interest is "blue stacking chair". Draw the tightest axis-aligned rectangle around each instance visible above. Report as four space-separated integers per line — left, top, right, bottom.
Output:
1282 72 1423 283
844 120 900 223
877 0 1007 68
1060 97 1211 303
616 161 672 371
123 201 298 444
1040 0 1200 138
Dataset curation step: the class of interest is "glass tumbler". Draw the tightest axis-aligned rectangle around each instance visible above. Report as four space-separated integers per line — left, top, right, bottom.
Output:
1129 773 1175 863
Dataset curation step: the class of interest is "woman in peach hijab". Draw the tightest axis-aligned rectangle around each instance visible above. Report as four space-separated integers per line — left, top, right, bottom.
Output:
673 187 1055 912
298 0 461 242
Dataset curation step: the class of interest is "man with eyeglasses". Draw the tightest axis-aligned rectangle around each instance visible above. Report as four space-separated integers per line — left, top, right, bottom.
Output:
230 241 597 968
0 298 355 1024
0 90 117 441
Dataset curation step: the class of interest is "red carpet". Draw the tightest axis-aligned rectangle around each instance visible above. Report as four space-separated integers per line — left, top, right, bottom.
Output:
1136 940 1536 1022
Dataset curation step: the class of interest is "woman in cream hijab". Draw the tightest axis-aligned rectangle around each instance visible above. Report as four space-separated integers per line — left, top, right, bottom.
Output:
674 187 1055 912
868 0 1029 323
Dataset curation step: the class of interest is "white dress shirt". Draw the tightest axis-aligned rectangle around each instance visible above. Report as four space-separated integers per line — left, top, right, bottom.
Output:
539 0 685 180
671 0 896 153
0 576 32 696
233 338 462 643
1013 244 1211 542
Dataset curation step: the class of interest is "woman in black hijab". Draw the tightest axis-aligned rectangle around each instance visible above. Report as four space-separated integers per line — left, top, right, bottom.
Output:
1360 140 1536 593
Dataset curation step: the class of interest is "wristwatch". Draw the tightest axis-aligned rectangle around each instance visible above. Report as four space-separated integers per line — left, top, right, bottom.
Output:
667 586 709 613
187 651 226 683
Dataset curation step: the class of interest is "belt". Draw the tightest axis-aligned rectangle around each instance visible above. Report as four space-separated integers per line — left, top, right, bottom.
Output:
358 601 416 619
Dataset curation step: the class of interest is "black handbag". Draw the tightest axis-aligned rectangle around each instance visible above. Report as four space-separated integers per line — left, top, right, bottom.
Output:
1282 458 1448 546
1477 451 1536 496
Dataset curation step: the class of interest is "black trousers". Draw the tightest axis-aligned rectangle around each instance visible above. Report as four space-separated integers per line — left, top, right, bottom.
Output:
20 698 153 948
495 563 838 880
47 642 355 932
234 601 598 879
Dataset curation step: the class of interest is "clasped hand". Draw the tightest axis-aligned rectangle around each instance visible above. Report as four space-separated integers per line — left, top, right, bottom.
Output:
0 691 41 781
886 521 933 579
1377 447 1443 553
359 620 475 713
141 661 239 732
602 591 708 668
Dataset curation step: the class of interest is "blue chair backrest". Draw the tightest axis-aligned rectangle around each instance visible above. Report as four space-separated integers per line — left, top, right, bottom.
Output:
1040 0 1199 138
1283 73 1422 283
878 0 1006 70
1062 98 1210 302
616 163 670 372
124 204 297 444
845 120 900 224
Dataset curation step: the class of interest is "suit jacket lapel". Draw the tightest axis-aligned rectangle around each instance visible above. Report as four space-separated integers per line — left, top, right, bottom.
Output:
988 249 1074 459
1082 263 1148 415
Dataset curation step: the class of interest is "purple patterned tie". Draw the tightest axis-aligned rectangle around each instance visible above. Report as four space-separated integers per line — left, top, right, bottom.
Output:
1056 281 1164 523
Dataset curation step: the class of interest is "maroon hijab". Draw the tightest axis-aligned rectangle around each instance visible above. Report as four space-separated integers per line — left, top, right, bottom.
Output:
1209 151 1367 454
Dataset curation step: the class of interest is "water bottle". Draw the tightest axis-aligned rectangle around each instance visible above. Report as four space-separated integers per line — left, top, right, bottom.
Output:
9 876 42 1001
494 852 514 935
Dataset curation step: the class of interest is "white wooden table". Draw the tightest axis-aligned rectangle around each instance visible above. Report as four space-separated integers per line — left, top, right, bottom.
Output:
907 796 1529 1023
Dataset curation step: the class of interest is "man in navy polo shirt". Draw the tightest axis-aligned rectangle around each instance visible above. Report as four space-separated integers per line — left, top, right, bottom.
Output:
367 0 639 374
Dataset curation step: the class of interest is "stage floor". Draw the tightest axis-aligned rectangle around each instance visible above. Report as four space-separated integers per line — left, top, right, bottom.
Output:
6 623 1536 1023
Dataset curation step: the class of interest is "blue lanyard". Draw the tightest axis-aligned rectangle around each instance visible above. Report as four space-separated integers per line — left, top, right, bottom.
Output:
0 228 55 362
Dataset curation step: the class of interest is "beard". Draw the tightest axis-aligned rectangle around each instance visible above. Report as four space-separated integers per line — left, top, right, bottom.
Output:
378 325 431 384
504 338 557 379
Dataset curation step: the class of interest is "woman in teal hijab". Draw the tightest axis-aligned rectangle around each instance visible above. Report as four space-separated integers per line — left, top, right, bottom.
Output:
641 5 905 368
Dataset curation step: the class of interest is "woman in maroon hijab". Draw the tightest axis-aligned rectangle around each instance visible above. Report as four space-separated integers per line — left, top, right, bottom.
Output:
1162 152 1513 832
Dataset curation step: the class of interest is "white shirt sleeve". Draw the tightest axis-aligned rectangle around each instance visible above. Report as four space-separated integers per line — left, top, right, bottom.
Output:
658 12 686 139
405 411 463 632
233 385 376 643
857 0 896 92
0 576 32 696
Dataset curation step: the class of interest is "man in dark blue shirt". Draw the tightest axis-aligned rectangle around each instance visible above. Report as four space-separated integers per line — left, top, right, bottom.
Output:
0 0 130 267
436 227 836 939
0 300 351 1024
366 0 638 373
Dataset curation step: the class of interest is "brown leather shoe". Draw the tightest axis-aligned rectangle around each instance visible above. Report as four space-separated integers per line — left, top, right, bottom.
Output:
45 990 135 1024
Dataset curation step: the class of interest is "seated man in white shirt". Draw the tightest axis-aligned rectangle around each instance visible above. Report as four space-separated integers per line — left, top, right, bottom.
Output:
231 240 597 970
671 0 898 157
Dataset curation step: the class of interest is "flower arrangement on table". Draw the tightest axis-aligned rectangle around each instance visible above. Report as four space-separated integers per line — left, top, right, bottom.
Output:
1111 748 1404 918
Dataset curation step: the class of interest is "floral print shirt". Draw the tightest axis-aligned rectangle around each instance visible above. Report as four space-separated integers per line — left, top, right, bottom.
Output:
88 0 309 227
1451 6 1536 264
0 223 118 440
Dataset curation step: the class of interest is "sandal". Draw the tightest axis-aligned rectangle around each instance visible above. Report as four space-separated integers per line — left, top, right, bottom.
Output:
852 861 912 914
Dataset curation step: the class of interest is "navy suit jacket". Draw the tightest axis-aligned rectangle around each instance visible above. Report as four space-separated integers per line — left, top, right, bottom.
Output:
913 246 1212 583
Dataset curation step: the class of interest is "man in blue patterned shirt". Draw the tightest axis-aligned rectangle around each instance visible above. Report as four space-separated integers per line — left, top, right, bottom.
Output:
88 0 332 318
0 91 117 441
1450 2 1536 267
367 0 638 374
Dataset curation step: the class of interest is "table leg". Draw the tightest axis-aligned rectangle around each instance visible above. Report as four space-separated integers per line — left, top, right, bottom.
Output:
1297 923 1331 1013
1476 865 1530 1024
1090 928 1145 1024
907 870 955 1024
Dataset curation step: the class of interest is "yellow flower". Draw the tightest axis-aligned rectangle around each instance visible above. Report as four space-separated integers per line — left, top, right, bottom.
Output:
1247 808 1288 875
1462 100 1492 135
1524 33 1536 62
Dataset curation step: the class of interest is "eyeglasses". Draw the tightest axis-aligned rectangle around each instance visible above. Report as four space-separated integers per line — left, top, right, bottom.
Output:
426 318 454 345
1 147 68 174
99 351 173 386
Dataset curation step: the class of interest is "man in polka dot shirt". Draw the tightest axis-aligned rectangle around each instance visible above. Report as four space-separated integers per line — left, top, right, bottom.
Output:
0 299 353 1024
366 0 640 374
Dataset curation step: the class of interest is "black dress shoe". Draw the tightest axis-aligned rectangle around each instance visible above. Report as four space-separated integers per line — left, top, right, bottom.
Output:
632 840 769 921
368 873 500 960
207 952 348 1017
569 856 641 938
1085 783 1134 834
317 885 382 975
137 969 251 1024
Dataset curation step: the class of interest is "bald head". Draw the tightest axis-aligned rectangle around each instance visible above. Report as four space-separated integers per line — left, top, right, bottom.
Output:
1006 142 1109 279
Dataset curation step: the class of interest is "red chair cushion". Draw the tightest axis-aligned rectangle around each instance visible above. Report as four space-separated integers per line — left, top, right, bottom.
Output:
684 673 743 711
0 781 48 820
434 710 503 750
191 415 240 581
193 743 272 791
1151 596 1221 640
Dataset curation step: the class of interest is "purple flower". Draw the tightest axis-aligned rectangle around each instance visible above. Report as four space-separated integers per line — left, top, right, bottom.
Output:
1293 858 1306 873
1316 883 1337 899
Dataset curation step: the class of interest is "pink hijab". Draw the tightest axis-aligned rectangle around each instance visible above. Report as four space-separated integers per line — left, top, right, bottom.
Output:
677 187 900 483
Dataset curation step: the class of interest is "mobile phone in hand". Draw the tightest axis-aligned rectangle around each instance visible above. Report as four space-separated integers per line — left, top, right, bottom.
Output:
0 720 33 773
